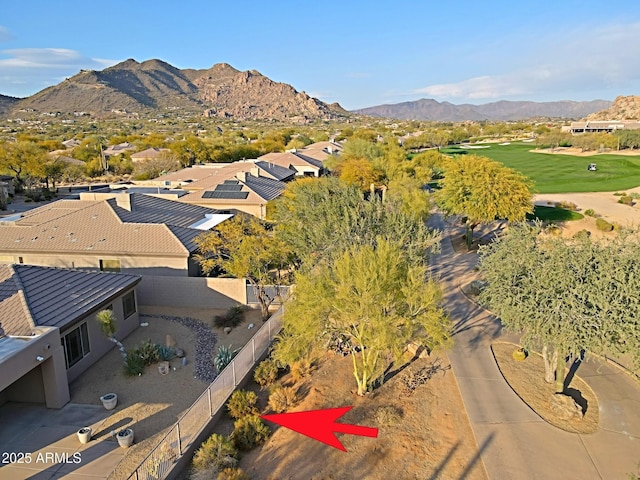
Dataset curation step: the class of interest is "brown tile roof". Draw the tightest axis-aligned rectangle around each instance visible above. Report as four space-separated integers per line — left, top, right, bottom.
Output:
0 196 211 256
0 264 140 335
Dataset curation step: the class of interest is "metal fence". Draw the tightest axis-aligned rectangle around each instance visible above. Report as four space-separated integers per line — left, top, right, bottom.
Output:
127 307 283 480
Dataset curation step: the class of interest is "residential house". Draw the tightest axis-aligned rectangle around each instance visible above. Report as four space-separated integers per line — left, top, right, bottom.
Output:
103 142 136 158
258 151 325 177
297 140 343 162
0 193 228 277
0 264 140 408
144 160 295 219
130 147 173 163
569 120 640 134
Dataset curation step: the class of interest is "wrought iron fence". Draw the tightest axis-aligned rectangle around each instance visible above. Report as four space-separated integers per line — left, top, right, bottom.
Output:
127 307 283 480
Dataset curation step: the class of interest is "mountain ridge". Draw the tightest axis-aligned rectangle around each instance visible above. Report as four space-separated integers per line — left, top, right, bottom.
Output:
354 98 613 121
2 59 346 122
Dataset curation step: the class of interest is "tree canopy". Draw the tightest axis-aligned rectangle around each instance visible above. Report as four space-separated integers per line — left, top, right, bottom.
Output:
436 154 534 249
273 239 450 395
478 223 640 391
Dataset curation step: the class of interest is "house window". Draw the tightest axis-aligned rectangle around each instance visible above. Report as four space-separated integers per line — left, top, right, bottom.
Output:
62 323 90 369
122 290 136 319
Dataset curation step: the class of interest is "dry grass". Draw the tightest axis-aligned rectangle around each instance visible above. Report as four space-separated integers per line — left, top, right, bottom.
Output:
491 342 599 434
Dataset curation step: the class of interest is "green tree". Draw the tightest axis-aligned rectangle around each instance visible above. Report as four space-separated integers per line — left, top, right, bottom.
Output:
0 141 48 191
195 215 292 320
273 177 440 268
436 154 533 249
478 224 640 392
170 136 211 166
274 239 450 396
132 154 181 180
339 157 382 191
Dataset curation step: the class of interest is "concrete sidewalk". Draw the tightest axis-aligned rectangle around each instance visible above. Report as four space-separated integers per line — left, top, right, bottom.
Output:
428 214 640 480
0 402 126 479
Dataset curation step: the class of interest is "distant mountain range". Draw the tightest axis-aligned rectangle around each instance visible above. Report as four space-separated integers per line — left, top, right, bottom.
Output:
353 98 613 121
0 59 347 121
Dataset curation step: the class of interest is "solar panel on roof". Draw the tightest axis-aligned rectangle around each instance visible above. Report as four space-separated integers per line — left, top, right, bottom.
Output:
202 191 249 199
222 180 240 184
215 184 243 191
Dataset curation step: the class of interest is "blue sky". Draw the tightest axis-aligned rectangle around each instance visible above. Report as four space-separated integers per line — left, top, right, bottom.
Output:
1 1 639 110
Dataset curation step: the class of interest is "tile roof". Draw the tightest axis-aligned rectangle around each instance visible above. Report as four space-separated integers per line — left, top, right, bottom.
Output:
0 264 140 335
0 195 215 256
254 161 296 181
243 175 286 201
258 151 324 171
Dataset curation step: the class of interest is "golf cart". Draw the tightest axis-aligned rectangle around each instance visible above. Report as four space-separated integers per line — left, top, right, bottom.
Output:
587 163 597 171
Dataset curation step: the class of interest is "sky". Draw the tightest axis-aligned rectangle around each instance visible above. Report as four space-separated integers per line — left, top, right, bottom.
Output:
1 0 639 110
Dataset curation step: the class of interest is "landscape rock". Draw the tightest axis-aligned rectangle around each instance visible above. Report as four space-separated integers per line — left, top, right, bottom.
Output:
165 334 177 347
224 327 232 335
549 393 584 421
174 348 185 358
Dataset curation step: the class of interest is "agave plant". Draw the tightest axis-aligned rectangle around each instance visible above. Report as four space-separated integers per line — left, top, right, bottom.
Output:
214 344 236 372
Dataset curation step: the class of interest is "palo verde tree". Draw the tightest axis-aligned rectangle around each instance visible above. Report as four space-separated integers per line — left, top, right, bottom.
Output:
274 239 451 396
195 215 292 320
478 223 640 392
272 177 440 268
436 154 533 249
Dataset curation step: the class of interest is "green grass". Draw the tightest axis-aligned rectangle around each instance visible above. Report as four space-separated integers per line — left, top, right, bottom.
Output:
526 206 584 222
441 143 640 193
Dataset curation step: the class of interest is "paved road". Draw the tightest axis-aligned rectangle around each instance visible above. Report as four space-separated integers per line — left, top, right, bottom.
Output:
428 214 640 480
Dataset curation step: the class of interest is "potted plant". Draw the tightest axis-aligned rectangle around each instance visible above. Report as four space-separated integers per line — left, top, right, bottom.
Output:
117 428 134 448
77 427 92 444
100 393 118 410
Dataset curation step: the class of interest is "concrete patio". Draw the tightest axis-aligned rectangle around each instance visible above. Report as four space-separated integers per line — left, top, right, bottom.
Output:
0 402 128 479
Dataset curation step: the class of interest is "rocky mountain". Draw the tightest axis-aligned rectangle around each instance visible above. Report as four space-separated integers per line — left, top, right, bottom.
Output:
586 95 640 120
354 98 612 121
3 59 345 121
0 94 20 116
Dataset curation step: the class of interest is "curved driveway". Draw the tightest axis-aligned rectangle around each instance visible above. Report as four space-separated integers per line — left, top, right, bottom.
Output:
428 214 640 480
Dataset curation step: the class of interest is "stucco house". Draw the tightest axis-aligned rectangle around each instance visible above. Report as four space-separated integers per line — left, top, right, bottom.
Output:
130 147 173 162
258 151 325 177
0 264 141 408
0 193 228 277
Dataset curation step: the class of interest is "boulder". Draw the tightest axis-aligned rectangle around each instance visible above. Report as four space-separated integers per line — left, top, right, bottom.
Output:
549 393 584 421
165 334 177 348
224 327 232 335
174 348 185 358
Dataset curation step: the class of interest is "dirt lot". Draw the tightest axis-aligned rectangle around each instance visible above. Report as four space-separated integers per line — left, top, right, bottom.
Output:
203 352 487 480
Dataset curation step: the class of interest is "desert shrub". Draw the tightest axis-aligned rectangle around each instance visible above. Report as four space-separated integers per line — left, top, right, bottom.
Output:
217 468 249 480
572 229 591 240
135 340 160 366
613 192 626 196
214 305 246 329
123 351 145 376
631 192 640 200
227 390 259 419
214 345 236 372
584 208 596 217
192 433 237 472
230 415 270 450
618 195 633 205
290 358 313 381
155 344 175 361
596 218 614 232
268 385 298 413
545 224 561 236
374 405 403 426
554 201 578 211
254 359 279 388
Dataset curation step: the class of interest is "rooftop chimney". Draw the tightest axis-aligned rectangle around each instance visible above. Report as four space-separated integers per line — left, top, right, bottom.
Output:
115 192 134 211
236 171 247 183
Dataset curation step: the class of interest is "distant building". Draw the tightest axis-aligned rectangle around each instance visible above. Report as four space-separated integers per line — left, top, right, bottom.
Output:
130 147 173 163
569 120 640 134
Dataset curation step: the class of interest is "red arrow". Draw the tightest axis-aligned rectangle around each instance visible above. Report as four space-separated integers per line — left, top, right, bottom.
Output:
261 406 378 452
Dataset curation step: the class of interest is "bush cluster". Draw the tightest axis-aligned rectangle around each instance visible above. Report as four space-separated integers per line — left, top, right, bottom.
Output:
214 305 247 329
268 385 298 413
192 433 237 472
596 218 614 232
123 341 175 376
226 390 259 420
584 208 596 217
254 359 279 388
230 415 270 451
554 201 578 211
617 195 633 206
290 359 313 381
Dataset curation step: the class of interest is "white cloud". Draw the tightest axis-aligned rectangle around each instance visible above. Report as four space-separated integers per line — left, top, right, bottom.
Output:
0 26 12 42
414 22 640 102
0 48 119 97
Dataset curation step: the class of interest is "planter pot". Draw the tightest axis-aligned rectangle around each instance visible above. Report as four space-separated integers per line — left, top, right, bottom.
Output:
117 428 134 448
100 393 118 410
77 427 92 444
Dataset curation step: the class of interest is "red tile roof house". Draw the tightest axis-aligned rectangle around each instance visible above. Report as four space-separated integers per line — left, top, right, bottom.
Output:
0 264 140 408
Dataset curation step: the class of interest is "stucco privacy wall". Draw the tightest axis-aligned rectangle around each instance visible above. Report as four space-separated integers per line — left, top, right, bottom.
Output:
137 276 247 308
